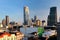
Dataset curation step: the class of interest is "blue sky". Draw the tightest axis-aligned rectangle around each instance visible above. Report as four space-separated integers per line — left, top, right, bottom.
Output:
0 0 59 23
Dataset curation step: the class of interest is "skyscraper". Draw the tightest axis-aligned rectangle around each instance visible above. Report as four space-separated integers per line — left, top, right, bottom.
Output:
47 7 57 26
34 15 37 22
24 6 29 25
6 16 9 26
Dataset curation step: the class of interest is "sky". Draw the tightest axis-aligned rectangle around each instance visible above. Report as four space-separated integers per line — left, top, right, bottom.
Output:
0 0 59 23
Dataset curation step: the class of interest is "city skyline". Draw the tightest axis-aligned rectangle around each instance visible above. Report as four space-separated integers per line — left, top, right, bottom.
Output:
0 0 59 23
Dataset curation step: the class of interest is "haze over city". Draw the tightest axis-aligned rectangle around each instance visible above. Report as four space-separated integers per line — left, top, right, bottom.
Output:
0 0 59 40
0 0 59 23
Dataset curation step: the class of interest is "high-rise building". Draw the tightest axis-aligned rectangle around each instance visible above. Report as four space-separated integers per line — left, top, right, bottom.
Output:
6 16 9 26
36 19 42 27
47 7 57 26
31 18 34 22
59 17 60 22
24 6 30 25
2 19 6 27
34 15 37 22
42 20 45 26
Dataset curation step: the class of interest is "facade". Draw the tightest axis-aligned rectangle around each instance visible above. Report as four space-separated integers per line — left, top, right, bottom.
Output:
47 7 57 26
36 19 42 26
42 20 46 26
2 19 6 27
24 6 30 25
34 15 37 22
0 23 3 27
56 22 60 40
31 18 34 22
59 17 60 22
6 16 9 26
